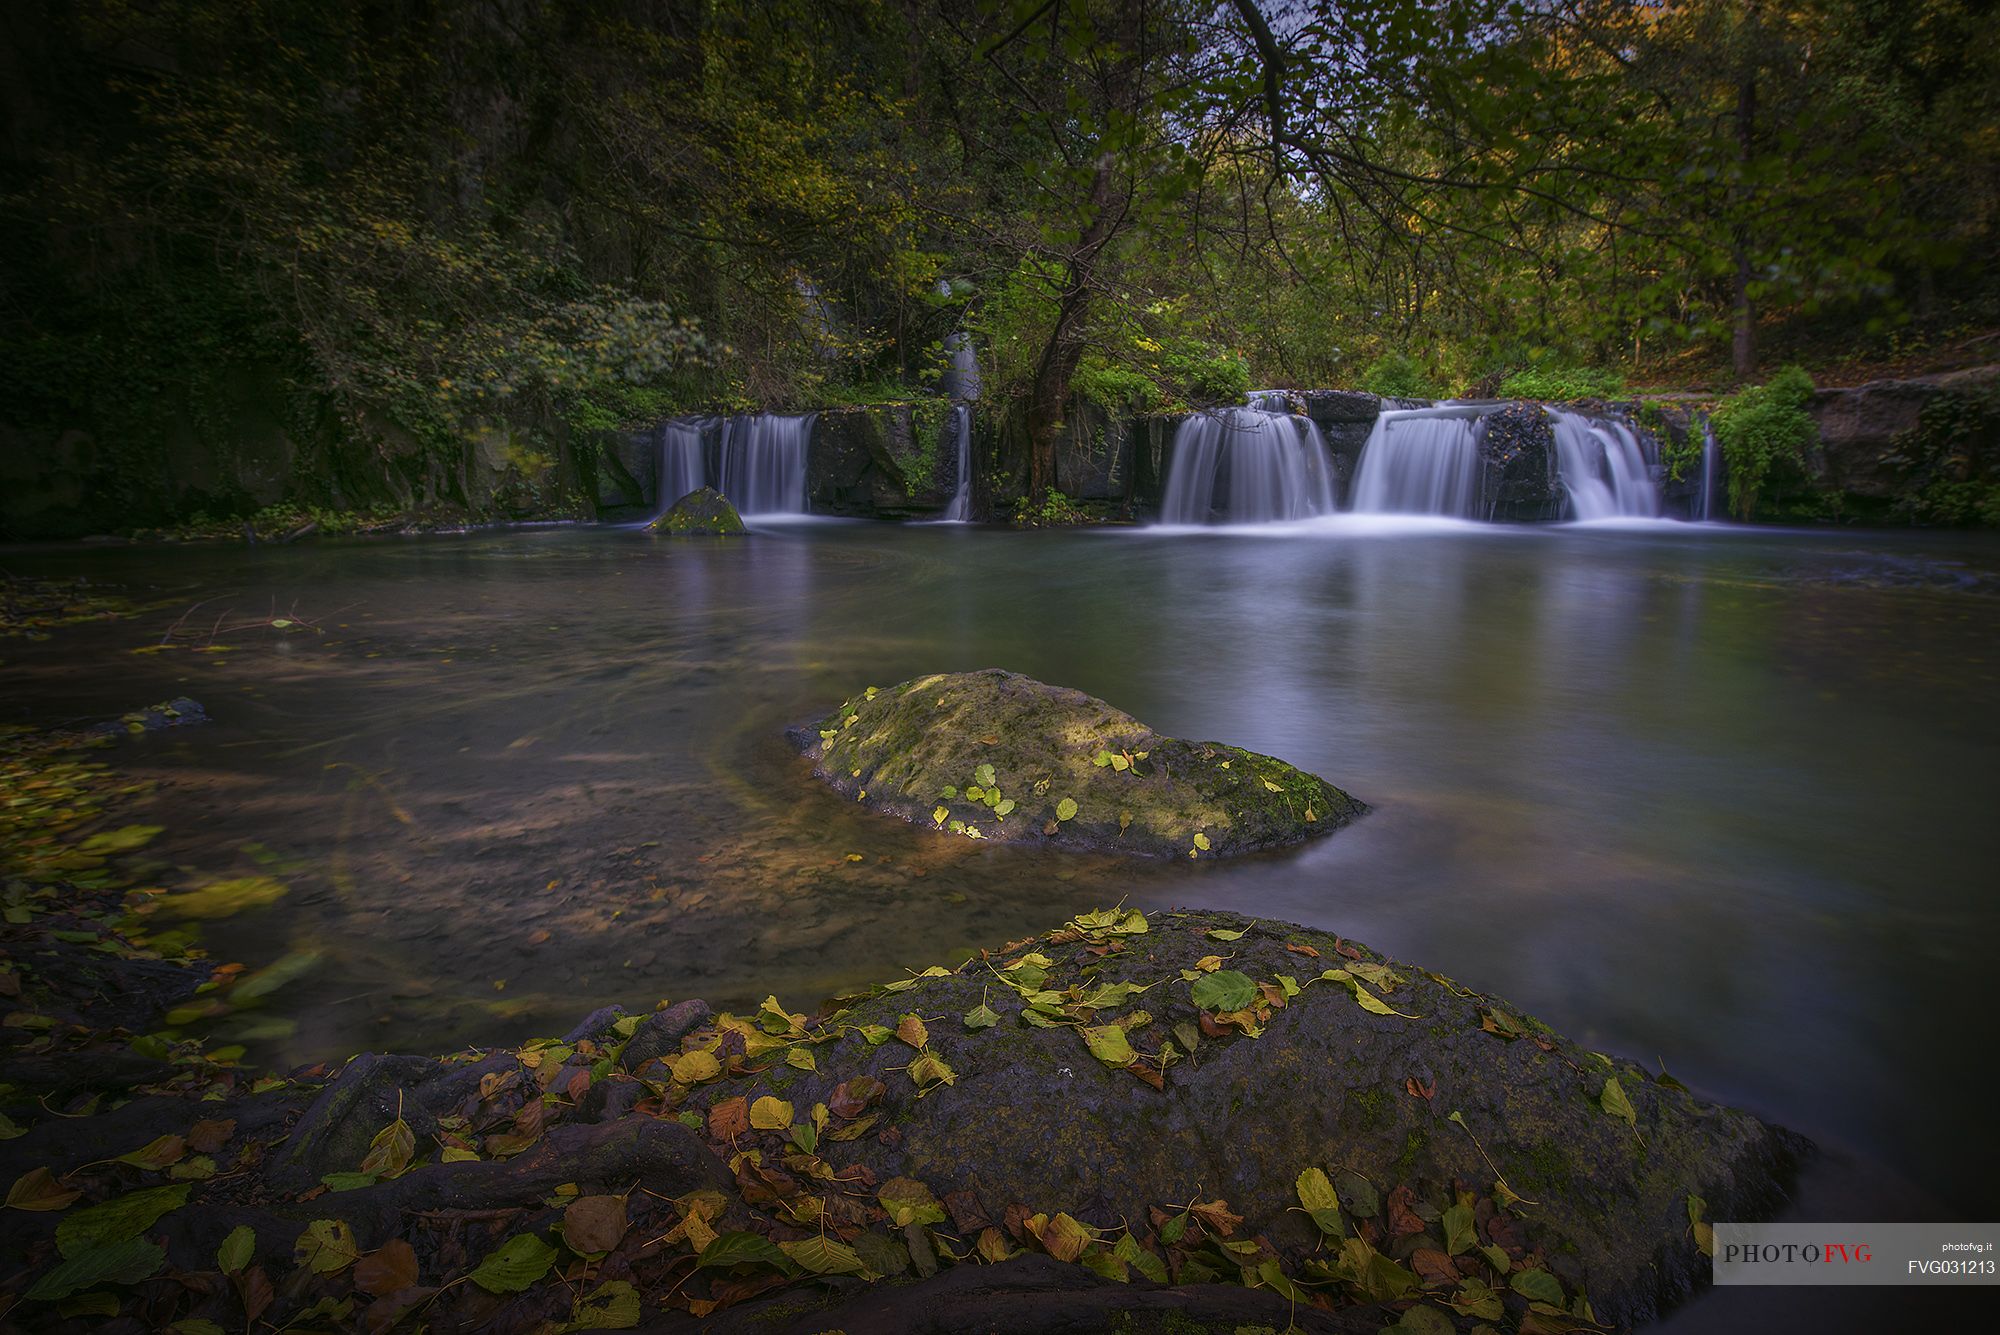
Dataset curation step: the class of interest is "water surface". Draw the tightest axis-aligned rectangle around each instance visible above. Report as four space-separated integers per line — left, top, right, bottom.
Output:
5 520 1997 1236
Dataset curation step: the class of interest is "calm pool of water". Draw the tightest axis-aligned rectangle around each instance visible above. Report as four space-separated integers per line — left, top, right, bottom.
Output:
6 518 1997 1233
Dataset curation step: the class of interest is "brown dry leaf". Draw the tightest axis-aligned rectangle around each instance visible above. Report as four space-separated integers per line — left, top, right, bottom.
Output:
353 1239 419 1296
977 1226 1013 1263
187 1118 236 1154
1189 1200 1242 1238
478 1070 516 1101
1038 1212 1093 1263
526 929 551 946
234 1266 275 1325
1285 942 1322 959
829 1076 885 1119
944 1189 990 1234
563 1194 628 1254
895 1014 929 1049
1388 1185 1425 1239
363 1285 435 1335
1404 1076 1436 1101
1128 1062 1164 1090
562 1068 591 1102
707 1096 749 1141
1411 1247 1458 1286
1257 982 1288 1008
1333 938 1363 960
5 1166 79 1211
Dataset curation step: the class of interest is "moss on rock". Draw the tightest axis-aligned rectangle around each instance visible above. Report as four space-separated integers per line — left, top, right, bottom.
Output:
791 669 1365 858
650 485 746 534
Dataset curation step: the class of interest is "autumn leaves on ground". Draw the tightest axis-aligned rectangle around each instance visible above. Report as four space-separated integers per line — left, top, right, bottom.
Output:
0 599 1799 1333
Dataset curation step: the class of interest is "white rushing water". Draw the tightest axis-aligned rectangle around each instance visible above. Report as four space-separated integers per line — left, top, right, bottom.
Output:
1696 420 1722 522
940 405 974 522
717 414 813 515
1157 404 1337 524
1546 408 1660 520
659 418 710 508
1349 405 1492 517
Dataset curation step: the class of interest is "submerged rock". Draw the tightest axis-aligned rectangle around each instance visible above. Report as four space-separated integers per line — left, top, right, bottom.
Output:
650 485 745 534
791 669 1364 857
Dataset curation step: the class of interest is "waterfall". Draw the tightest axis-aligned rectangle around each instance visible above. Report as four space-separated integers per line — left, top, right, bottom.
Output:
660 418 709 507
717 414 813 515
1157 405 1337 524
940 405 974 522
1696 421 1721 521
1350 406 1490 516
1546 409 1660 520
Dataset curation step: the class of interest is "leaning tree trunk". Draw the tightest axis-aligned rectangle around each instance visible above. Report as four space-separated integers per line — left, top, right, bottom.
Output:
1025 152 1126 500
1730 69 1758 381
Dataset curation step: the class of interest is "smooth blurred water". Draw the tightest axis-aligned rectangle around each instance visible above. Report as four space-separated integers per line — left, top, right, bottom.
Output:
5 520 1997 1230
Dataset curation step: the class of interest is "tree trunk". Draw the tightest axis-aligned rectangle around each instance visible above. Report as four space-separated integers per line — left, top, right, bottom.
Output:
1731 69 1758 380
1024 152 1125 498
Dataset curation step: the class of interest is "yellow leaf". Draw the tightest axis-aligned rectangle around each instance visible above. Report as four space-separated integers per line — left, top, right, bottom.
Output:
749 1096 794 1131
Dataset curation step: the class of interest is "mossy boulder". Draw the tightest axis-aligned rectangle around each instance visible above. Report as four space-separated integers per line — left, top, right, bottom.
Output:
677 908 1803 1329
791 669 1364 857
650 485 745 534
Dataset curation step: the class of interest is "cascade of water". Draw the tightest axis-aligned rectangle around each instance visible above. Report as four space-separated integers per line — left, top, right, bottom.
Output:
1696 421 1721 521
940 405 974 522
1157 404 1337 524
659 418 710 507
718 414 813 515
1350 406 1490 516
1546 409 1661 520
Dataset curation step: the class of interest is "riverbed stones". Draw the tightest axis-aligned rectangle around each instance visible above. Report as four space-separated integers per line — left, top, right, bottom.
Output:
791 669 1365 857
650 485 745 534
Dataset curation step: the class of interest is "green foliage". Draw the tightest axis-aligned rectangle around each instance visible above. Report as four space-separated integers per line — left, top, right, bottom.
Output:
1359 354 1445 400
1011 489 1092 528
1072 360 1161 413
1498 365 1627 401
1712 367 1817 519
1884 381 2000 525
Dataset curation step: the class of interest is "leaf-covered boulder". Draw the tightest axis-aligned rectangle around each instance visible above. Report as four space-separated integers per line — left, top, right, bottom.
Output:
790 669 1365 857
649 486 745 535
682 909 1804 1329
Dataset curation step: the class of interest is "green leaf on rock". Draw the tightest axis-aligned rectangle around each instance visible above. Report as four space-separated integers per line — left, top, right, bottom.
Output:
1189 970 1257 1013
565 1279 641 1330
1510 1267 1565 1305
56 1185 189 1258
1295 1167 1344 1236
1054 797 1078 822
295 1219 361 1275
698 1231 792 1271
25 1239 164 1301
471 1233 560 1293
963 1002 999 1029
1083 1024 1135 1066
1601 1075 1637 1129
1442 1202 1477 1256
780 1234 866 1275
217 1225 255 1275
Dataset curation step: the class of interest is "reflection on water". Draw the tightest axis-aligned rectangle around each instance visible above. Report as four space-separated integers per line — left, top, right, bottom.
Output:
4 522 1998 1230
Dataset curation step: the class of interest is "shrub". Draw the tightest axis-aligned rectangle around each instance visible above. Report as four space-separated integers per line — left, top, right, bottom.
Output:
1711 366 1816 519
1359 352 1444 399
1012 488 1091 527
1497 365 1626 401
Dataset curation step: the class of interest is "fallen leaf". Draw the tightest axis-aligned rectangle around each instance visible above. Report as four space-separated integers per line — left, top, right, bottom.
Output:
6 1166 80 1211
186 1119 236 1154
353 1239 418 1296
895 1014 929 1049
1405 1075 1436 1101
707 1097 749 1141
1188 1199 1242 1237
562 1195 628 1255
749 1096 794 1131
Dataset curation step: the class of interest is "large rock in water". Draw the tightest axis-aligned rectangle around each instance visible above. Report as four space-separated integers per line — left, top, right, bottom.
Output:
0 909 1803 1332
792 670 1365 857
650 485 745 534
